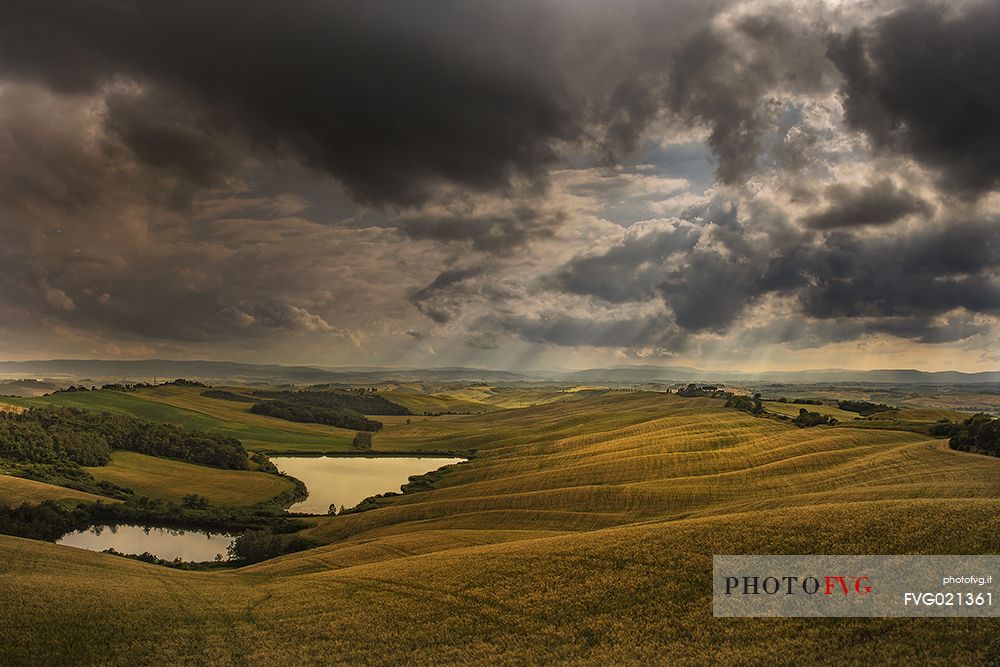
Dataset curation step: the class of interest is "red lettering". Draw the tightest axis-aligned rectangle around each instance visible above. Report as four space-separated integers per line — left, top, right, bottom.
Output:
824 576 850 595
823 575 872 595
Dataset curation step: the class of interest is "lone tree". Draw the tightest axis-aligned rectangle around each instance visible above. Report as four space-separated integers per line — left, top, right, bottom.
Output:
353 431 373 450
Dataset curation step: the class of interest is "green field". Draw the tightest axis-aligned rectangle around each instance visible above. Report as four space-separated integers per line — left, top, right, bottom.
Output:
85 451 296 506
5 386 358 452
3 384 626 454
2 391 1000 664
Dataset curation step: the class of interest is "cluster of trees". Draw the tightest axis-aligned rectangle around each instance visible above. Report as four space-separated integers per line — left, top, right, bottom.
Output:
774 397 823 405
676 384 733 399
793 409 837 428
930 414 1000 457
248 390 411 432
0 407 249 470
253 390 411 415
837 400 893 416
227 529 316 564
86 378 208 393
0 413 111 466
182 493 210 509
307 384 380 392
251 400 384 431
101 383 151 392
0 500 92 541
165 379 208 388
725 395 763 415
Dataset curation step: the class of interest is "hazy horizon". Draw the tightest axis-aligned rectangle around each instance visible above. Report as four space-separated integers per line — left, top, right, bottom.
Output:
2 356 1000 377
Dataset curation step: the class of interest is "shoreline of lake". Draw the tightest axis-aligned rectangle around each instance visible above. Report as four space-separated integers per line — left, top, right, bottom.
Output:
58 523 237 563
271 455 467 515
260 449 472 458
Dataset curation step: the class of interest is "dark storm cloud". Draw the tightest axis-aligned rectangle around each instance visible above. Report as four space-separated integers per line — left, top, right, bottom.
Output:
710 217 1000 334
829 1 1000 195
658 250 766 331
0 0 579 206
0 84 141 214
553 223 701 303
796 221 1000 320
551 198 776 332
0 0 835 209
666 12 839 184
481 311 678 349
3 0 1000 360
408 267 486 324
730 313 987 349
869 315 989 344
802 179 930 229
397 208 563 254
463 331 501 350
222 301 333 333
541 195 1000 347
101 87 242 190
0 82 236 217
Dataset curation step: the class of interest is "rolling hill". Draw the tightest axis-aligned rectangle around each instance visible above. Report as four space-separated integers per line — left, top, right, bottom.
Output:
1 386 359 452
85 451 298 506
1 392 999 664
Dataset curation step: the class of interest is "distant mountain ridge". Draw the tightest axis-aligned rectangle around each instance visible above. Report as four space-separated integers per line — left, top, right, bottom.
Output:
551 365 1000 384
0 359 535 385
0 359 998 385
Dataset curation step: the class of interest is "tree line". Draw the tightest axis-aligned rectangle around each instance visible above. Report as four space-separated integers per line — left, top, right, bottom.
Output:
931 414 1000 458
248 389 411 432
0 407 249 470
837 400 893 416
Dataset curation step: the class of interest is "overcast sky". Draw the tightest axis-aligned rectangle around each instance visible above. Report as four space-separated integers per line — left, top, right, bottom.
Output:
1 0 999 371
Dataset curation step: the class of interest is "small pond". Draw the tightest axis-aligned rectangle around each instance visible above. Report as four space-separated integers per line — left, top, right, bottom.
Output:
57 524 235 562
272 455 466 515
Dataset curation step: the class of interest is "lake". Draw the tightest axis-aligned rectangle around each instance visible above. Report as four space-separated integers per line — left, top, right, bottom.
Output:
56 456 465 560
57 524 235 562
272 455 466 514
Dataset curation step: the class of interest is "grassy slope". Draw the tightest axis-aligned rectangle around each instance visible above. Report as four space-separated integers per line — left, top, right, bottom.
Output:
762 400 859 420
381 388 499 414
380 385 605 414
891 408 968 422
2 392 1000 664
86 451 296 506
371 391 671 453
308 394 1000 545
0 475 113 506
3 500 999 665
7 386 358 452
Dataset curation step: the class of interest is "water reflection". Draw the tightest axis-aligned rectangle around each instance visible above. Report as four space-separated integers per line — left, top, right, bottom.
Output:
58 524 235 562
272 456 465 514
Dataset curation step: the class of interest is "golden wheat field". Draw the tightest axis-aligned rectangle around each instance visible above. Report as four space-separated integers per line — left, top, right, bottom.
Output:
2 392 1000 665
